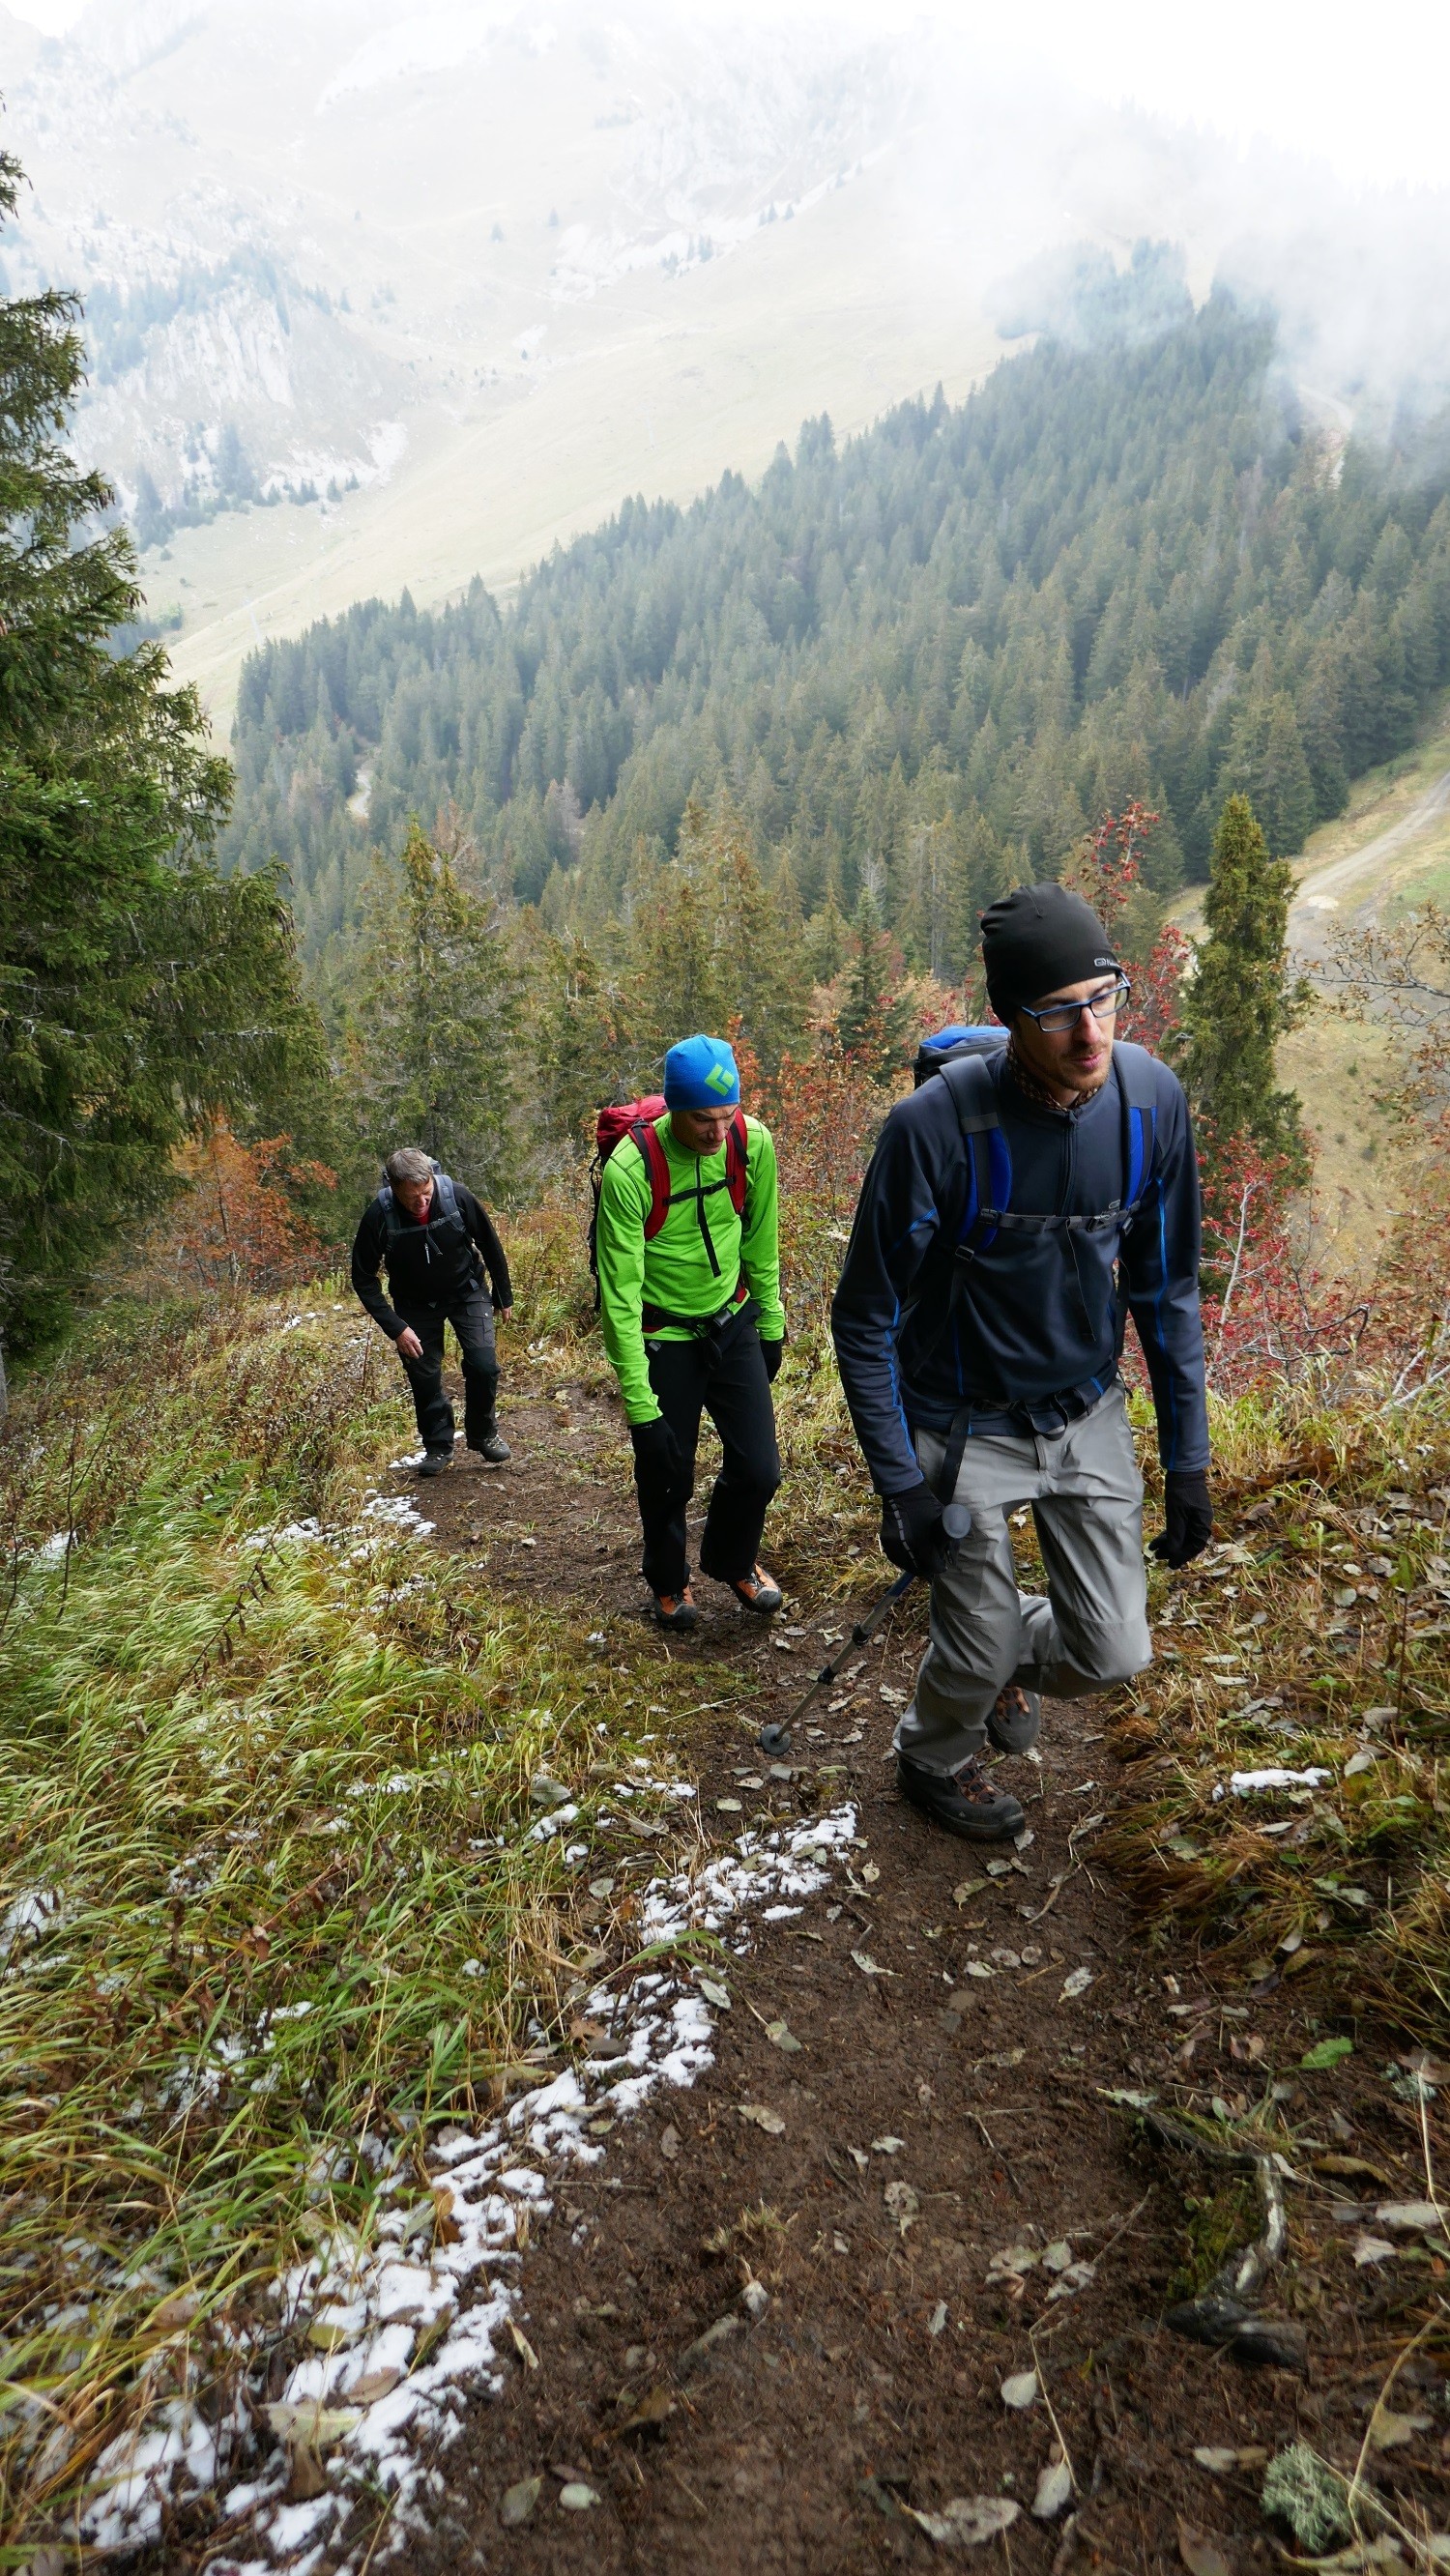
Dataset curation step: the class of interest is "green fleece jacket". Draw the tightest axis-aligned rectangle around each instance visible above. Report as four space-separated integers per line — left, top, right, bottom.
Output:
596 1113 785 1424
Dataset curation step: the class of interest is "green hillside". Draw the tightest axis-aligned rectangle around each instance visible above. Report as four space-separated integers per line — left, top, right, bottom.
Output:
225 275 1450 971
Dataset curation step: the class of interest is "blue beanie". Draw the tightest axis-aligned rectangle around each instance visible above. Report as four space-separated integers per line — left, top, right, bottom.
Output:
662 1033 740 1111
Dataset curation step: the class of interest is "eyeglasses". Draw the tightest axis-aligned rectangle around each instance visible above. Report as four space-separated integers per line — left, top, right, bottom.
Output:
1018 976 1132 1036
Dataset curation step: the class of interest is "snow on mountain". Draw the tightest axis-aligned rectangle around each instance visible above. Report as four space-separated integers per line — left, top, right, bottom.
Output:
0 0 911 542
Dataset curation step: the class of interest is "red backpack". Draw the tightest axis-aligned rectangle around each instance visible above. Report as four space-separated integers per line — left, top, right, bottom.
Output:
588 1095 749 1296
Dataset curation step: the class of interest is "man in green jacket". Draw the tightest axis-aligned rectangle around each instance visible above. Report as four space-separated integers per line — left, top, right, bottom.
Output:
595 1033 786 1632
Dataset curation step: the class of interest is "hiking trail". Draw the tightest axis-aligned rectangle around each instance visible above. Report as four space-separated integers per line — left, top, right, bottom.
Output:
337 1353 1446 2576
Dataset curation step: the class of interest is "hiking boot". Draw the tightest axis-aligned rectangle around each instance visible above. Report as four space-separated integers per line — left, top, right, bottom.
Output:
469 1430 511 1465
896 1751 1025 1841
417 1448 453 1479
720 1563 782 1616
652 1586 699 1633
985 1683 1041 1756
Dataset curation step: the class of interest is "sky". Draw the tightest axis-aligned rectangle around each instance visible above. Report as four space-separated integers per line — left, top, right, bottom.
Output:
8 0 1448 194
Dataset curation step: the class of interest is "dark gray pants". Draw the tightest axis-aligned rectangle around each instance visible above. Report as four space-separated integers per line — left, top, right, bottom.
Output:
899 1383 1152 1775
394 1290 498 1455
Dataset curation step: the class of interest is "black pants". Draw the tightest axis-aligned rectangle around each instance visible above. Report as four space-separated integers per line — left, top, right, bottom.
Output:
635 1313 781 1596
394 1291 498 1455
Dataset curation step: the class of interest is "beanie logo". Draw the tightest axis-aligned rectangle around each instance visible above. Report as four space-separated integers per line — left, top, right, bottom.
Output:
1094 956 1116 967
704 1060 734 1095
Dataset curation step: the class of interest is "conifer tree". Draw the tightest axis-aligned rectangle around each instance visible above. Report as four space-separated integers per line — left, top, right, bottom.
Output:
347 821 522 1190
1177 794 1309 1175
836 891 914 1082
623 798 806 1080
531 932 630 1143
0 144 320 1349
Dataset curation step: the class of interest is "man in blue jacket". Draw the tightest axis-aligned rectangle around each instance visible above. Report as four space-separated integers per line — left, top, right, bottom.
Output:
830 883 1211 1841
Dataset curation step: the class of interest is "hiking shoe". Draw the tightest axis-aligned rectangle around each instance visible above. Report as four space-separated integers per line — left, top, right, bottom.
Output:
896 1751 1025 1840
652 1586 699 1633
985 1683 1041 1756
469 1431 511 1465
720 1563 782 1616
417 1448 453 1479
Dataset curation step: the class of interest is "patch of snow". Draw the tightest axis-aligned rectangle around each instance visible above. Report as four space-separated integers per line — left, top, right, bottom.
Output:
1212 1767 1333 1800
318 12 493 107
76 1804 857 2565
1 1884 69 1964
359 1495 435 1538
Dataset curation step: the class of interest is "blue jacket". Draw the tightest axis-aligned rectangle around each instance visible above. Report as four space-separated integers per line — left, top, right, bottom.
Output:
829 1042 1208 1494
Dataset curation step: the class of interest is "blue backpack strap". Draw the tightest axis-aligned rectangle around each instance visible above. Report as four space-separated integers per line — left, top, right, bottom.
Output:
1110 1043 1161 1226
939 1052 1012 1267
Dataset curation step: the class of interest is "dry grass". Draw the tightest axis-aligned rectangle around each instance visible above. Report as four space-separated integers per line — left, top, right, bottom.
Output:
1104 1382 1450 2039
0 1273 717 2553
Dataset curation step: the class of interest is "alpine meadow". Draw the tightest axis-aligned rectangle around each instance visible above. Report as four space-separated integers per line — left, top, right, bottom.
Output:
7 69 1450 2576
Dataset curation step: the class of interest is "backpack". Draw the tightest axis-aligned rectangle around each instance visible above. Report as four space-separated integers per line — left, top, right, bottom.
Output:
587 1097 749 1297
912 1024 1004 1087
376 1162 482 1284
377 1159 462 1238
913 1028 1164 1357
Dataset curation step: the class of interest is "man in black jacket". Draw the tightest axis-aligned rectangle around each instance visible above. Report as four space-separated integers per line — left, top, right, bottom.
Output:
831 883 1212 1842
351 1147 513 1477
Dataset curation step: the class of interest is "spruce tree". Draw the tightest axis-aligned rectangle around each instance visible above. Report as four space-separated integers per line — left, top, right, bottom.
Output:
836 891 914 1082
0 144 319 1350
1178 794 1309 1175
347 821 522 1191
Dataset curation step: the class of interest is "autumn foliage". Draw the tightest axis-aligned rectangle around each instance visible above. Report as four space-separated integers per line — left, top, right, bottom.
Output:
140 1118 336 1295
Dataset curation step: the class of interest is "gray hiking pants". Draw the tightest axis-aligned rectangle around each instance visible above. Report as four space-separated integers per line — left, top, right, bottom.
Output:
897 1382 1152 1777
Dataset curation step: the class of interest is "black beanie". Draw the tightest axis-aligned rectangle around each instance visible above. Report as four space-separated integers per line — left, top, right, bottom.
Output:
979 883 1120 1018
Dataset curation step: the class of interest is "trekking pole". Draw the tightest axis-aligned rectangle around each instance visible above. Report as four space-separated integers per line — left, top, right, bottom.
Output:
759 1502 971 1754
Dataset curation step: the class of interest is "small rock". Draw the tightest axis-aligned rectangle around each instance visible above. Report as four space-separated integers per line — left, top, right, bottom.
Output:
558 2481 599 2510
1000 2370 1039 2410
740 2280 770 2321
660 2125 680 2161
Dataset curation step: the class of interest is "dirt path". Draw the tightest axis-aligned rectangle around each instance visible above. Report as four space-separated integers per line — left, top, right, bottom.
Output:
373 1365 1447 2575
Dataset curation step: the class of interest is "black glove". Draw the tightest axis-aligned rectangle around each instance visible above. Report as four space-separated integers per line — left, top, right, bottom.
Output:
1150 1468 1214 1568
630 1417 685 1484
761 1337 784 1384
880 1481 951 1579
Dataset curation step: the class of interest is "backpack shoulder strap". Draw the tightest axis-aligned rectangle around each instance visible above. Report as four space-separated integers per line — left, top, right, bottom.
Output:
939 1052 1012 1259
1110 1044 1163 1219
725 1109 749 1216
633 1118 674 1241
431 1171 461 1221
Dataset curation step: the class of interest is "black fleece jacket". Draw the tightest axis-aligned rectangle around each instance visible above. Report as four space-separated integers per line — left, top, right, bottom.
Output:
830 1042 1208 1493
351 1181 512 1341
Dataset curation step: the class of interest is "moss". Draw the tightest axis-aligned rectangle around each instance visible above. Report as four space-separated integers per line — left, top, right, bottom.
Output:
1262 2443 1352 2552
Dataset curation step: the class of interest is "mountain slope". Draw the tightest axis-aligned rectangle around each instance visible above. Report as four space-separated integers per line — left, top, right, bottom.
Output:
224 289 1450 977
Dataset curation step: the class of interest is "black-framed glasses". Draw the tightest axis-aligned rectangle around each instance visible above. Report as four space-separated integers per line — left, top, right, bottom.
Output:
1018 976 1132 1037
